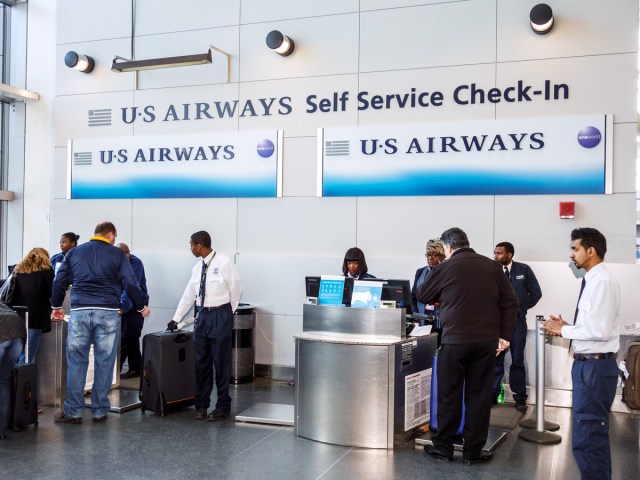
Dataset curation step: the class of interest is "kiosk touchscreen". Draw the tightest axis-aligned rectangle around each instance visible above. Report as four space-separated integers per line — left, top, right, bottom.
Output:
305 275 354 306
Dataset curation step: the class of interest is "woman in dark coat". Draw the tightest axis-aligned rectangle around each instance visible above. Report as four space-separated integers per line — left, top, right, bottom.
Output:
10 248 54 364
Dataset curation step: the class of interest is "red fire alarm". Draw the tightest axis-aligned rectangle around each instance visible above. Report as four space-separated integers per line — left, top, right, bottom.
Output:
559 201 575 219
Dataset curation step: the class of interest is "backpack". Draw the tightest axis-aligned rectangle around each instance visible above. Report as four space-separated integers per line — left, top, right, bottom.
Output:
622 342 640 410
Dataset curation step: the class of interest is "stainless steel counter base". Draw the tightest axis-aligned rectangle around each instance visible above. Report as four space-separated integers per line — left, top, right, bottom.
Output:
37 320 67 407
235 402 294 426
295 335 437 449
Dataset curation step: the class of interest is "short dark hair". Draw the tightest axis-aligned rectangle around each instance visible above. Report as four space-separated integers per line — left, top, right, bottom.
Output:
191 231 211 248
61 232 80 245
94 221 116 236
495 242 515 256
571 228 607 259
342 247 369 277
440 227 470 250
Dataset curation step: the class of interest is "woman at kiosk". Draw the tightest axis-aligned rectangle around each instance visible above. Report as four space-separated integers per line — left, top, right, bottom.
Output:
342 247 375 279
411 238 445 314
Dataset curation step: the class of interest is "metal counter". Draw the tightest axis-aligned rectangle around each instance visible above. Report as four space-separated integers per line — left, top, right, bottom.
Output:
294 304 437 449
37 320 67 407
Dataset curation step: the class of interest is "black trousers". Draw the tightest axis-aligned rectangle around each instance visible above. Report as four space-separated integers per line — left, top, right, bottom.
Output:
493 316 528 402
433 342 496 459
193 304 233 410
120 309 144 373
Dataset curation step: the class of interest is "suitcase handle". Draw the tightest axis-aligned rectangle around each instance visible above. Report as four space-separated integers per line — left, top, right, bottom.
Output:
174 332 189 343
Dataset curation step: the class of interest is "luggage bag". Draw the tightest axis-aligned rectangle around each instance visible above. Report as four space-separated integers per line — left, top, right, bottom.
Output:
139 329 196 416
10 364 39 430
622 341 640 410
9 306 38 430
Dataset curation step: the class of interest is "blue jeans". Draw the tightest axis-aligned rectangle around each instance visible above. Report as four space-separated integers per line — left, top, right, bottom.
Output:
18 328 43 364
571 358 618 480
64 309 120 418
0 338 23 437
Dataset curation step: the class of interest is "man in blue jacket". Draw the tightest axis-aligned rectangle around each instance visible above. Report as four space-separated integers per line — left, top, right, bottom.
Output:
51 221 150 423
492 242 542 413
117 243 149 379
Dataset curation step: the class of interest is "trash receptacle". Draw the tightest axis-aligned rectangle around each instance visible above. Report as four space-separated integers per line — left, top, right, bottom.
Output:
232 303 256 384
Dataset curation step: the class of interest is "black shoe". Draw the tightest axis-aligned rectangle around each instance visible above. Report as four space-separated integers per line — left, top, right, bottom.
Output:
463 452 493 465
194 408 208 420
423 445 453 462
120 370 141 379
93 415 108 423
207 408 230 421
515 400 528 413
54 412 82 424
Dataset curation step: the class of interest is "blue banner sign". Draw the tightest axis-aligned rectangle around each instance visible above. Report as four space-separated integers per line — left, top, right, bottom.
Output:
68 131 282 199
320 115 608 196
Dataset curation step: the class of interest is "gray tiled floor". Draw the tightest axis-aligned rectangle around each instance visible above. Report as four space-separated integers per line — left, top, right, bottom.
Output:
1 378 638 480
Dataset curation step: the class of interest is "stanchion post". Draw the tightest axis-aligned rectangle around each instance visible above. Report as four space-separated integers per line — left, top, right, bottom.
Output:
518 316 562 444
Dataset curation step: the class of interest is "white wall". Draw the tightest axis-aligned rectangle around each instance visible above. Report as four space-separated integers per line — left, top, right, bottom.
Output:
16 0 640 367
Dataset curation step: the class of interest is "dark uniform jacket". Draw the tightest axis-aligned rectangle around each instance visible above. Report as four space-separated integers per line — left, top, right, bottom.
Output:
508 261 542 322
417 247 518 345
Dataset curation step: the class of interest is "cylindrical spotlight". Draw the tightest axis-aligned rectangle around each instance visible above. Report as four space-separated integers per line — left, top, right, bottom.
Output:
64 51 95 73
266 30 295 57
530 4 554 35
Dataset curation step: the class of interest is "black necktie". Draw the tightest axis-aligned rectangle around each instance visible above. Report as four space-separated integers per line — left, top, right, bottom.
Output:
504 266 510 280
573 278 586 325
198 260 207 307
569 278 586 353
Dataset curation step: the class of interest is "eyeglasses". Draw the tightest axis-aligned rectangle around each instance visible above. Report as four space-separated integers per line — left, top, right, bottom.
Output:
425 252 441 258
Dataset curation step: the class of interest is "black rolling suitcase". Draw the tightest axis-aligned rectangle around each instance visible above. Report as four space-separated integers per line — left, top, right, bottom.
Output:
10 364 38 430
9 306 38 431
139 329 196 416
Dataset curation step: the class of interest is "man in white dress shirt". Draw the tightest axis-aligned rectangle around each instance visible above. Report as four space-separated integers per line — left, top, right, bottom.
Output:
542 227 620 480
169 231 243 421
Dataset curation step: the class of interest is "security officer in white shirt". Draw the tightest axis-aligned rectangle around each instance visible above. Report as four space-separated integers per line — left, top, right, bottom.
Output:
542 228 620 480
169 231 243 421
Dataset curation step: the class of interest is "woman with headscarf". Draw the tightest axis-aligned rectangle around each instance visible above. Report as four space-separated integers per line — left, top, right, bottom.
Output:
411 238 445 314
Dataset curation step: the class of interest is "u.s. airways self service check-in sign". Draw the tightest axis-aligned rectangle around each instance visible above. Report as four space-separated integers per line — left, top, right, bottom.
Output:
319 115 609 197
68 131 282 199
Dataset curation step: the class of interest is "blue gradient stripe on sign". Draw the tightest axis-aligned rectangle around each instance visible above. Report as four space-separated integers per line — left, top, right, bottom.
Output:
322 168 605 196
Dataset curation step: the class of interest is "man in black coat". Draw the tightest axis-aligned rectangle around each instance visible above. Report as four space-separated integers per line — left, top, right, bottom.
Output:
493 242 542 412
417 227 518 465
